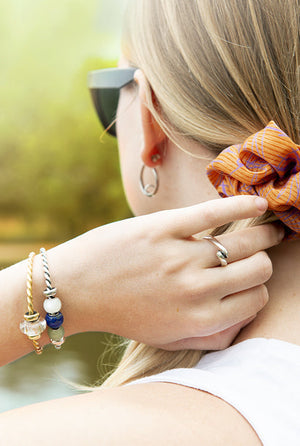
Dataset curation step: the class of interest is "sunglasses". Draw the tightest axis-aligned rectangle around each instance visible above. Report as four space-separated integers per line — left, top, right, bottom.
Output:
88 67 137 137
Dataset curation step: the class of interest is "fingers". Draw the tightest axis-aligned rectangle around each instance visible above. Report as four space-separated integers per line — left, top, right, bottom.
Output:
184 283 268 340
161 196 268 237
195 253 270 334
157 316 255 351
218 285 269 329
204 250 273 297
180 251 271 337
197 223 283 268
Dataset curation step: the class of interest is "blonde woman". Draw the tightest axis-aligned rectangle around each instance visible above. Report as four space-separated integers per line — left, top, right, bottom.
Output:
1 0 299 444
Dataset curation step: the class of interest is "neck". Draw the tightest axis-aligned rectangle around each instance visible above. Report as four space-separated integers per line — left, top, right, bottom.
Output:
234 237 300 346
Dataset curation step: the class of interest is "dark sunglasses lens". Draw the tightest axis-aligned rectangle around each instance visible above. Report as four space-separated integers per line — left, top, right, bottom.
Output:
90 88 120 137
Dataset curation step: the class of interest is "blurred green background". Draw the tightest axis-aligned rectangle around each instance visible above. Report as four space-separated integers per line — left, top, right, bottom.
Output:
0 0 131 412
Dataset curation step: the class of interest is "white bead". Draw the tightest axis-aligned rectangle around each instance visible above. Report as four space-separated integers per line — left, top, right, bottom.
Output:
43 297 62 314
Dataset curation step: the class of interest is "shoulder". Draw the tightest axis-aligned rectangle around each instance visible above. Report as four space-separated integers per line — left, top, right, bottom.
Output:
0 382 261 445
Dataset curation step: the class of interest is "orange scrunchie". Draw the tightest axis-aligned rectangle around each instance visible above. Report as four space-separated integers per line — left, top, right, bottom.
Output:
206 121 300 240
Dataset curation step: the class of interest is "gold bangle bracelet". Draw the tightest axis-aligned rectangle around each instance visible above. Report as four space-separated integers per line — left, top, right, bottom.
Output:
19 252 46 355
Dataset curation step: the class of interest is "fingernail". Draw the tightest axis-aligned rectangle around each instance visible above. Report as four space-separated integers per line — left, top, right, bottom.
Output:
255 197 268 212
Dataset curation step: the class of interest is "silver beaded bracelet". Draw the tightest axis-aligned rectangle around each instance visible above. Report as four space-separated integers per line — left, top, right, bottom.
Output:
40 247 65 349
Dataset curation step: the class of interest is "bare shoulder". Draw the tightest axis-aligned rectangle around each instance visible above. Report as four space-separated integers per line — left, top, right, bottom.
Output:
0 382 261 446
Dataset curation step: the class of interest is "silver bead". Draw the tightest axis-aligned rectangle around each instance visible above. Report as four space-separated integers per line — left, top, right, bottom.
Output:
52 339 65 350
43 287 57 298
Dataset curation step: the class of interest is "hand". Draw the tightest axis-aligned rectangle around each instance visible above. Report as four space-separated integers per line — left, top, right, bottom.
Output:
49 196 283 351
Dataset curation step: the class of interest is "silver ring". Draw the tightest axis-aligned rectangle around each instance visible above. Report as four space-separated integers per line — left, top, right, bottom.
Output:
202 236 228 267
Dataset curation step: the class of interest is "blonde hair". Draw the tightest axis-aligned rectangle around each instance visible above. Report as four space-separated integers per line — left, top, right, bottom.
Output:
98 0 299 388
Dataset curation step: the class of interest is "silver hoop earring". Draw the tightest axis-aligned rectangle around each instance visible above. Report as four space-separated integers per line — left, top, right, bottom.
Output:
139 164 159 197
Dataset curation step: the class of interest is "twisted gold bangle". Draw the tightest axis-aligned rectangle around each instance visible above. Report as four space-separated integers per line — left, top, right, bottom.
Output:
19 252 46 355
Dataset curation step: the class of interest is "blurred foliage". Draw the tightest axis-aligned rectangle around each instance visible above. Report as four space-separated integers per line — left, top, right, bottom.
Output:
0 0 130 414
0 56 131 242
0 0 131 243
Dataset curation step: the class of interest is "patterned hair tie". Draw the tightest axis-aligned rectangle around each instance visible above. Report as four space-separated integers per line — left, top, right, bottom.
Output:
206 121 300 240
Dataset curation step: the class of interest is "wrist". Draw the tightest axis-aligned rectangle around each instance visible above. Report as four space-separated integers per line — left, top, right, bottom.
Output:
34 229 114 338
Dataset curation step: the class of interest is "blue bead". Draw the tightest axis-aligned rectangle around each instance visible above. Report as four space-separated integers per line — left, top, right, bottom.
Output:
45 312 64 329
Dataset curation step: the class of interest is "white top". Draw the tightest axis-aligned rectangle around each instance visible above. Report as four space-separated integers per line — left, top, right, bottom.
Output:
128 338 300 445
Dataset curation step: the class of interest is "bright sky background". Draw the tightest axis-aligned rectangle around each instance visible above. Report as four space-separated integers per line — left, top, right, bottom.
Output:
0 0 128 128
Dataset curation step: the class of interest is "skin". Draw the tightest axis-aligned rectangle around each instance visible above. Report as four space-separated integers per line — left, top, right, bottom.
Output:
118 64 300 444
0 57 294 444
0 58 281 364
117 57 220 216
117 60 300 351
1 195 280 364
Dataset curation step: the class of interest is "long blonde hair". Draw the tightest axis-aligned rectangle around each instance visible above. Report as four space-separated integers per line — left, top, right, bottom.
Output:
98 0 299 388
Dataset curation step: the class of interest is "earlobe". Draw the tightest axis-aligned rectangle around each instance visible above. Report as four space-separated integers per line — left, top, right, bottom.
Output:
134 70 167 168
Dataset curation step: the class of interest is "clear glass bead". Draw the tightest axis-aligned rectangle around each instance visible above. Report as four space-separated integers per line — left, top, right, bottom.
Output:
20 318 46 337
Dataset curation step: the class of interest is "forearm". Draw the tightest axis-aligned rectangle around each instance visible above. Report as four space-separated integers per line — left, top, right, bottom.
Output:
0 198 282 366
1 227 113 366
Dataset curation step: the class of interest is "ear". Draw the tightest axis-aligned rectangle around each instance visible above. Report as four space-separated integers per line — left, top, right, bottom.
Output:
134 70 167 168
